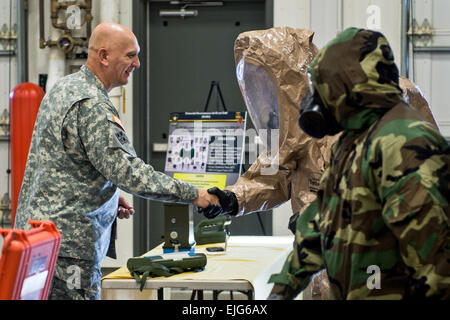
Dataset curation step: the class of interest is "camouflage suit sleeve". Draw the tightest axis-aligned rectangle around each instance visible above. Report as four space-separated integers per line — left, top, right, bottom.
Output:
375 125 450 298
268 199 325 294
77 101 198 203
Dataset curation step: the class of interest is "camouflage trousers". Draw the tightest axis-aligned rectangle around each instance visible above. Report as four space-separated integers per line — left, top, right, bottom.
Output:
48 256 102 300
288 216 331 300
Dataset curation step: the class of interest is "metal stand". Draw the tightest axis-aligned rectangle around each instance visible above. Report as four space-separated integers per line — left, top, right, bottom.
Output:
162 203 196 253
203 80 228 112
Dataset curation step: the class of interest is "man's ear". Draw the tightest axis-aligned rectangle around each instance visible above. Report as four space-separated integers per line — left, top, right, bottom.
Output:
98 48 109 66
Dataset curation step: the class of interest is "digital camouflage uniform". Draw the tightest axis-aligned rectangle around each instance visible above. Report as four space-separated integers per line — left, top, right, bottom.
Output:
15 65 198 299
269 28 450 299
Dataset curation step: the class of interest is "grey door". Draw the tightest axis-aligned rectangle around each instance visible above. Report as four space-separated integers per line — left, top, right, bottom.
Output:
133 0 273 255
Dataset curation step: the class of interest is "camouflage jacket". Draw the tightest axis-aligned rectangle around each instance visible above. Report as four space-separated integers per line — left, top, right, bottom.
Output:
269 28 450 299
15 65 198 263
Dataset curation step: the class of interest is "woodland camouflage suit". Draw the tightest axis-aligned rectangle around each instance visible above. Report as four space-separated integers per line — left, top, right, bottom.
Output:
269 28 450 299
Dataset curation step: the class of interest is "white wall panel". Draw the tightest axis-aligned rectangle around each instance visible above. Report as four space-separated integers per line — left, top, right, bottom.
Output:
310 0 341 49
410 0 450 137
430 54 450 136
342 0 402 67
274 0 310 29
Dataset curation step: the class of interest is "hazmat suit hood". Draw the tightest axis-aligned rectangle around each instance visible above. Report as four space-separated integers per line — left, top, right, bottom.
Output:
228 27 336 215
234 27 319 162
308 27 404 133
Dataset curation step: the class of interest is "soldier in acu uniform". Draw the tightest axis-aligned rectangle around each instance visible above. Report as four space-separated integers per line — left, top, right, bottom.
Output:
268 28 450 299
14 22 218 300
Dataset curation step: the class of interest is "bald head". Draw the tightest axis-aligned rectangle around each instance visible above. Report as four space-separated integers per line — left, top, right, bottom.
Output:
86 22 140 91
89 22 136 53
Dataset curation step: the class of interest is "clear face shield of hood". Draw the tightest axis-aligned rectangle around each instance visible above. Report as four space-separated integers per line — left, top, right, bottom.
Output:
236 58 279 132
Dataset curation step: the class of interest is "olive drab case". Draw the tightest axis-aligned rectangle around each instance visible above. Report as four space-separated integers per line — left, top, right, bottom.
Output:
194 215 231 245
0 219 61 300
127 252 207 291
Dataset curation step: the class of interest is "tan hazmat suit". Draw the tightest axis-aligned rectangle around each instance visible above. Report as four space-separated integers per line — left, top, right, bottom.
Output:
227 27 336 218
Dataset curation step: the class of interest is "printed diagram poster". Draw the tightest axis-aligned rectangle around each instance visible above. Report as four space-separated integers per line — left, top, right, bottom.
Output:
164 112 246 189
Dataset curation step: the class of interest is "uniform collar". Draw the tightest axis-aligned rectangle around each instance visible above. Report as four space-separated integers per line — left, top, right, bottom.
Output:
81 65 110 98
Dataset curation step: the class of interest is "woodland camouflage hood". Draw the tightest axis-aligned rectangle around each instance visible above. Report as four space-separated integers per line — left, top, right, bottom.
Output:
309 27 404 132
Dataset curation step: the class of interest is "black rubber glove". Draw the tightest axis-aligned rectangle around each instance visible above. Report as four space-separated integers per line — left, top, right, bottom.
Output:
197 204 224 219
196 187 238 219
288 212 299 235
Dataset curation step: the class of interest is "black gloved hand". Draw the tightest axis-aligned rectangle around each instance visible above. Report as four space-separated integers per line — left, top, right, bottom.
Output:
196 187 238 219
288 212 299 235
197 204 224 219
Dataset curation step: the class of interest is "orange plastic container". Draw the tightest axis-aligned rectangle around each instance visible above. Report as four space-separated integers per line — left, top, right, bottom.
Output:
0 219 61 300
9 83 45 226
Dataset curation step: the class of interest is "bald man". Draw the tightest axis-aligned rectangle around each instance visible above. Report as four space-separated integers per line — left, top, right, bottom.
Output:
14 22 217 300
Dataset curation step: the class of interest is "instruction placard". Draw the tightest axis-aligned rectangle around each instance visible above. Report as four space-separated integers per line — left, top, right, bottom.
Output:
164 112 246 188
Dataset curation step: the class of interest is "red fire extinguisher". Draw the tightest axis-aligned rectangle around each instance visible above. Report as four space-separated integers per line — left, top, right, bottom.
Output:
9 83 45 227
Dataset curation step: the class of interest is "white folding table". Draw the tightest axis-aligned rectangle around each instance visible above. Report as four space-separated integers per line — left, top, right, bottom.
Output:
101 236 294 300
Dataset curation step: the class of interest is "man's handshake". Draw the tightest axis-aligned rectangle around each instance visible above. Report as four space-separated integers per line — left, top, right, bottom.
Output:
196 187 239 219
193 188 220 208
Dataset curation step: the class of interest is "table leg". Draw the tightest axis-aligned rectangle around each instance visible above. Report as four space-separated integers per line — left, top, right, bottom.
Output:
190 290 204 300
157 288 164 300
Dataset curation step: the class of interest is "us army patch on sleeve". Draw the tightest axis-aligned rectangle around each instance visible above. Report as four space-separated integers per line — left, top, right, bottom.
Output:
115 130 129 145
113 128 137 157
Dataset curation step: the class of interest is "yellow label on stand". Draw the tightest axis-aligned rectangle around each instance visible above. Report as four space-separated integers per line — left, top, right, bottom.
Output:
173 173 227 189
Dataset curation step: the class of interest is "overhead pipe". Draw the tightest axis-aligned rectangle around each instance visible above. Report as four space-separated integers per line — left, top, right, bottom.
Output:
50 0 66 30
85 0 92 42
39 0 45 48
51 0 93 30
159 9 198 18
17 0 28 83
39 0 93 53
414 46 450 53
401 0 411 78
